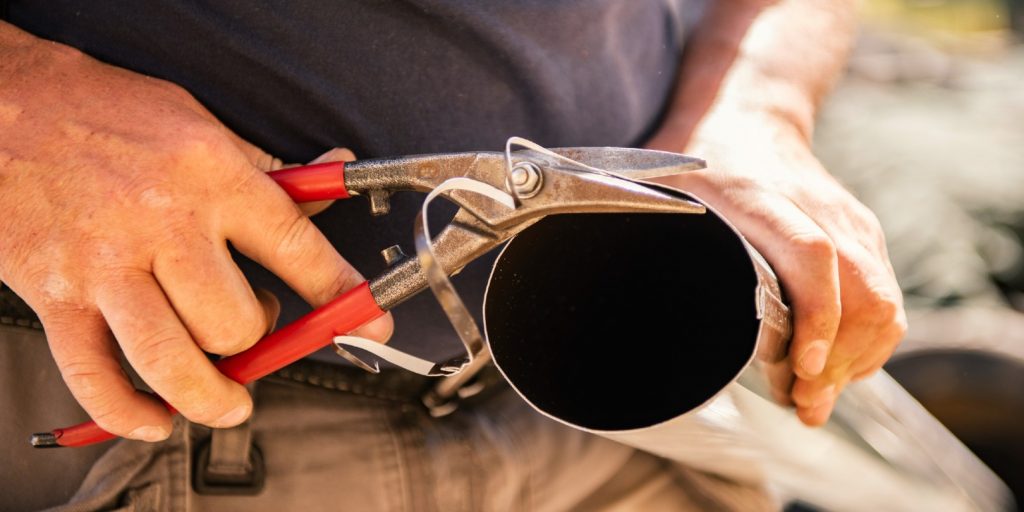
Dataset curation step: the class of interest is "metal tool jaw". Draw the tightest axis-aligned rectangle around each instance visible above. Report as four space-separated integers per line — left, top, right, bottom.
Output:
349 142 707 309
333 138 707 406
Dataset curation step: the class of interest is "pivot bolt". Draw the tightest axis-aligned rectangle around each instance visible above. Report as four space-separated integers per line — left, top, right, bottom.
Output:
507 162 543 199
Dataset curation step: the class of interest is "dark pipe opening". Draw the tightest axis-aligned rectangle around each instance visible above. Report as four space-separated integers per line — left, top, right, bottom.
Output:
484 212 760 431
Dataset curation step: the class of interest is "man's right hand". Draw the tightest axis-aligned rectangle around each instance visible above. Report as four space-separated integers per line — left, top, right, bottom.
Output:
0 23 393 441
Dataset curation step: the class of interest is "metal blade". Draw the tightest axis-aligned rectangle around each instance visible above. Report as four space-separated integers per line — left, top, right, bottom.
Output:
541 147 706 179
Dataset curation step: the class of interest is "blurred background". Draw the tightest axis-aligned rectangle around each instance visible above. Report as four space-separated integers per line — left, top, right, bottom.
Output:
814 0 1024 506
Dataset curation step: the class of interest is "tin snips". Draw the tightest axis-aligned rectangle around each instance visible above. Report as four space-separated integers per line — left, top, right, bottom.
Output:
33 137 705 447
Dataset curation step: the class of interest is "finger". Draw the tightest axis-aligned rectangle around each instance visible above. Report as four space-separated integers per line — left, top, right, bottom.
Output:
781 231 842 381
790 303 863 408
153 236 269 356
255 288 281 333
718 193 842 380
791 376 839 409
44 308 172 441
96 271 253 428
794 364 848 426
815 245 906 385
796 398 836 427
764 360 796 406
852 364 884 382
222 172 394 342
849 332 901 381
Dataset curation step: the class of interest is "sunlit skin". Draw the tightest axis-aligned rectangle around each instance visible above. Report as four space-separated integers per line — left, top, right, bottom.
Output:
647 0 907 426
0 22 393 442
0 0 905 443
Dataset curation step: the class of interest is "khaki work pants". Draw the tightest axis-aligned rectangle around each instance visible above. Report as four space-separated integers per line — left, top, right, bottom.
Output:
1 324 774 512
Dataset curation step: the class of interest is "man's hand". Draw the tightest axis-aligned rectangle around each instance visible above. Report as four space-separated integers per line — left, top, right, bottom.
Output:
648 112 907 426
0 23 392 441
644 0 905 425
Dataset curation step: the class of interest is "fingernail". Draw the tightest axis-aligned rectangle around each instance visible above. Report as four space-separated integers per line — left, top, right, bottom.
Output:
214 404 251 428
128 425 169 442
799 341 829 376
311 147 355 163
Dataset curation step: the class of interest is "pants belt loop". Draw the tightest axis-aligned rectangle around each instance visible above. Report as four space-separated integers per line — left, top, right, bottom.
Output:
193 383 265 495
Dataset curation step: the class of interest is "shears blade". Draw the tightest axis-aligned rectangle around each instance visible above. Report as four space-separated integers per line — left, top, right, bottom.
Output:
543 147 706 179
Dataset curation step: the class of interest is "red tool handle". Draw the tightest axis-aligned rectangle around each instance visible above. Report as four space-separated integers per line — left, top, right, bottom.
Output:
45 282 384 447
268 161 350 201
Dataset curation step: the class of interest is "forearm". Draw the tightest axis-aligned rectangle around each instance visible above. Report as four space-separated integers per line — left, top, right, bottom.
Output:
656 0 857 145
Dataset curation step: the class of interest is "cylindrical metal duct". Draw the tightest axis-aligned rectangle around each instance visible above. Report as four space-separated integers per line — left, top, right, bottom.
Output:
483 207 1013 511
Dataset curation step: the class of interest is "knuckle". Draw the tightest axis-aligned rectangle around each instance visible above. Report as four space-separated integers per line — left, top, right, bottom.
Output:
171 128 222 162
260 216 360 303
114 173 176 213
58 361 133 434
865 212 886 238
791 233 837 262
267 216 346 300
892 306 909 336
33 284 81 313
227 165 269 196
317 264 360 303
130 327 187 379
48 42 86 63
854 202 884 231
192 310 264 356
718 173 762 193
128 332 230 423
892 320 908 343
858 209 890 251
881 308 909 346
21 266 88 312
152 77 196 104
862 291 904 329
162 126 238 176
269 213 313 259
59 357 114 403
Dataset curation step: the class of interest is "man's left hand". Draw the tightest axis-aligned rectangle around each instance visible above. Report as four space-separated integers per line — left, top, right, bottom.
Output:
646 111 907 426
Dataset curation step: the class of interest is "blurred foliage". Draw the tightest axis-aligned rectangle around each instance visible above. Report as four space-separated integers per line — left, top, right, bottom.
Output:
860 0 1024 56
863 0 1009 34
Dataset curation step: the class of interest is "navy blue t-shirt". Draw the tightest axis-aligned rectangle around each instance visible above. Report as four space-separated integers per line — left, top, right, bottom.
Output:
8 1 689 362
